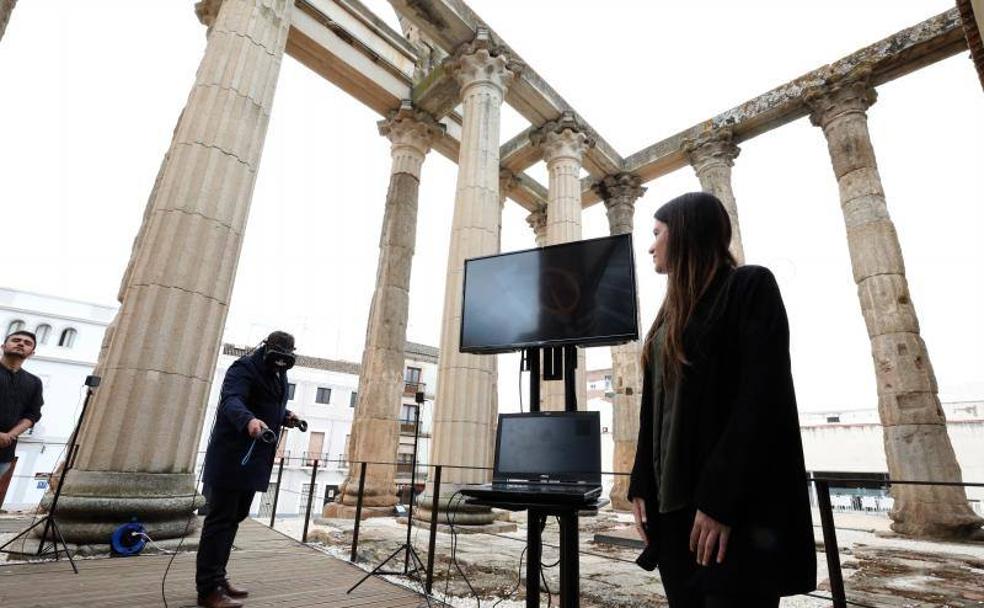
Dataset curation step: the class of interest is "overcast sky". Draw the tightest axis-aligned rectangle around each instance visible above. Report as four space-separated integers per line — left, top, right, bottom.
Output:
1 1 981 413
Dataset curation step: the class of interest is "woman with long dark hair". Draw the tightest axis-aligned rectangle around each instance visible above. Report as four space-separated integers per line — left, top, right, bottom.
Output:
629 192 816 607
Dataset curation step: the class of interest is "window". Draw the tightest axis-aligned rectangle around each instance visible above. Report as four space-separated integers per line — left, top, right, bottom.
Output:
306 431 325 466
35 324 52 345
349 391 357 408
58 327 78 348
6 319 25 335
287 383 296 401
315 387 331 404
404 367 422 386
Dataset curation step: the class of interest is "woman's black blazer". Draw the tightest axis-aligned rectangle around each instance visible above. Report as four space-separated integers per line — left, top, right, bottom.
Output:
628 265 817 597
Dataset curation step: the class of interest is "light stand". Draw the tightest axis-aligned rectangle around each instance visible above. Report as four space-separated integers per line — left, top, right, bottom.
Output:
347 386 432 607
0 374 101 573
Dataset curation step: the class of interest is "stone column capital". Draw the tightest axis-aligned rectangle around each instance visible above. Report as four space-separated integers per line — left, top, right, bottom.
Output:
683 127 740 174
194 0 223 27
530 111 594 164
804 65 878 130
526 204 547 236
593 172 646 204
378 100 444 158
593 173 646 236
449 27 521 95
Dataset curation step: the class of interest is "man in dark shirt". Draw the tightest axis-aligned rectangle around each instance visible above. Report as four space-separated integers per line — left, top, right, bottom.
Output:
0 331 44 483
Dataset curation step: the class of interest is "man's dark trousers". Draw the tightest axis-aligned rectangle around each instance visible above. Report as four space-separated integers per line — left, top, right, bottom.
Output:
196 488 255 598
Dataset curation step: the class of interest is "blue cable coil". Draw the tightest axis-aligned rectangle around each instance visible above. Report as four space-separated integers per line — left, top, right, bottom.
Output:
110 520 147 556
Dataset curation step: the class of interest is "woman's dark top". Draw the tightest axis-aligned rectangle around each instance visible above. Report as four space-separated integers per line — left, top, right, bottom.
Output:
650 322 689 514
628 265 817 597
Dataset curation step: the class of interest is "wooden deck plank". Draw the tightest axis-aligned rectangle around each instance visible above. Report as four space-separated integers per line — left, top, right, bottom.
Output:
0 520 428 608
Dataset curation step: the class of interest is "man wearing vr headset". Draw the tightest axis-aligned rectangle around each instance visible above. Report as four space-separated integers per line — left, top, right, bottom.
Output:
196 331 302 608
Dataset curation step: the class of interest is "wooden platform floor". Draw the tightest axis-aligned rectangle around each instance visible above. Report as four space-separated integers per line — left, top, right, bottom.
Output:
0 519 429 608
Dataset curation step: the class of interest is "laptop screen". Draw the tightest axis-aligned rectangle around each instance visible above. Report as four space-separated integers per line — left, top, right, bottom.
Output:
494 412 601 484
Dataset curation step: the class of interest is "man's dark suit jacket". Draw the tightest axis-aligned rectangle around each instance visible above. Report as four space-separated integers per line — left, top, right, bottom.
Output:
203 348 291 492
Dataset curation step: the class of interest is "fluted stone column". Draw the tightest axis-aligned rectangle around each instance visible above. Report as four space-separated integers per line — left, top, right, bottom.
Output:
47 0 293 543
327 102 442 519
418 28 518 525
593 173 646 511
486 171 518 468
531 112 592 411
684 128 745 265
805 67 983 538
0 0 17 43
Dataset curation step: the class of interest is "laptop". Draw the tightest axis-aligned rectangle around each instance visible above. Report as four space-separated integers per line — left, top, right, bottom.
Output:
461 411 603 506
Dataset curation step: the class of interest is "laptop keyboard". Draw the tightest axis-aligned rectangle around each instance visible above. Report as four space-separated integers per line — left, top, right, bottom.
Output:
495 483 589 493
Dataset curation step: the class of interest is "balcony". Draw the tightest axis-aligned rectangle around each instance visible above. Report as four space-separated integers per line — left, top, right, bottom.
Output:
403 381 425 398
398 418 430 437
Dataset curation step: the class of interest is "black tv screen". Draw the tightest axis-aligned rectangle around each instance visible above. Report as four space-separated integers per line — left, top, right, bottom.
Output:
460 233 639 353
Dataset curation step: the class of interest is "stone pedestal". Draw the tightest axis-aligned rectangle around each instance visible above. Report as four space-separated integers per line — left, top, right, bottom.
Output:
418 29 517 525
684 128 745 265
531 113 592 412
806 67 983 538
46 0 292 543
326 102 442 518
593 173 646 511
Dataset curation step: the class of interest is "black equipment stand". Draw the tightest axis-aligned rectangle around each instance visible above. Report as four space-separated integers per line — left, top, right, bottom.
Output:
464 496 605 608
0 375 101 573
504 344 590 607
347 388 432 606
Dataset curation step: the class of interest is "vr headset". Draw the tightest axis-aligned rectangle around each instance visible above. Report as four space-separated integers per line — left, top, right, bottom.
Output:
262 331 296 370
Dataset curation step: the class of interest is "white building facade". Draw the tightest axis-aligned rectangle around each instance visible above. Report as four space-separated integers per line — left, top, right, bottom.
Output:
0 287 116 510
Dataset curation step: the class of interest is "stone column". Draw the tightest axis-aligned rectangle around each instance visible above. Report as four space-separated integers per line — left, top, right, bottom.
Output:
47 0 293 543
486 170 518 468
684 128 745 265
0 0 17 43
326 102 442 518
419 28 518 525
531 112 592 411
805 67 983 538
593 173 646 511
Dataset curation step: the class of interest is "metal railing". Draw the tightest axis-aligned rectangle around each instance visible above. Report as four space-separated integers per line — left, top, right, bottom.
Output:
8 449 979 608
248 456 983 608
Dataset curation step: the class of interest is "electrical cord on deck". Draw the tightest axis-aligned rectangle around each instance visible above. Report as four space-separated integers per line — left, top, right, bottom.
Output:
160 414 219 608
490 544 527 608
440 490 482 608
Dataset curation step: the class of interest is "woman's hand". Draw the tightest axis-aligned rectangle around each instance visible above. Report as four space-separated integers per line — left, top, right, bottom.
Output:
632 497 649 545
689 509 731 566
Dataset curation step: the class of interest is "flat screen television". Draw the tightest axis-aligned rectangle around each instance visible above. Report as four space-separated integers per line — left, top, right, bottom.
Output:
460 233 639 354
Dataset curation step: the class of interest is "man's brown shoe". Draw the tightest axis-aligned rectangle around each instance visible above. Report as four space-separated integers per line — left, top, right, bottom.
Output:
197 589 243 608
221 579 249 599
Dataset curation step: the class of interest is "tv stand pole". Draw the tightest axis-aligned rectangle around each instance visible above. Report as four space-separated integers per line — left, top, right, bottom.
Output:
562 345 577 413
519 344 584 606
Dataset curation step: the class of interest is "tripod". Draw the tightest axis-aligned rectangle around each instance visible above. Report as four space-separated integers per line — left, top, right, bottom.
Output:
0 374 101 573
348 387 432 606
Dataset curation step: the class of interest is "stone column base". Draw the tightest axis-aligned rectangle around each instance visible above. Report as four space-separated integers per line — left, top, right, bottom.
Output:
41 470 205 544
889 497 984 539
321 503 393 520
413 489 495 526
